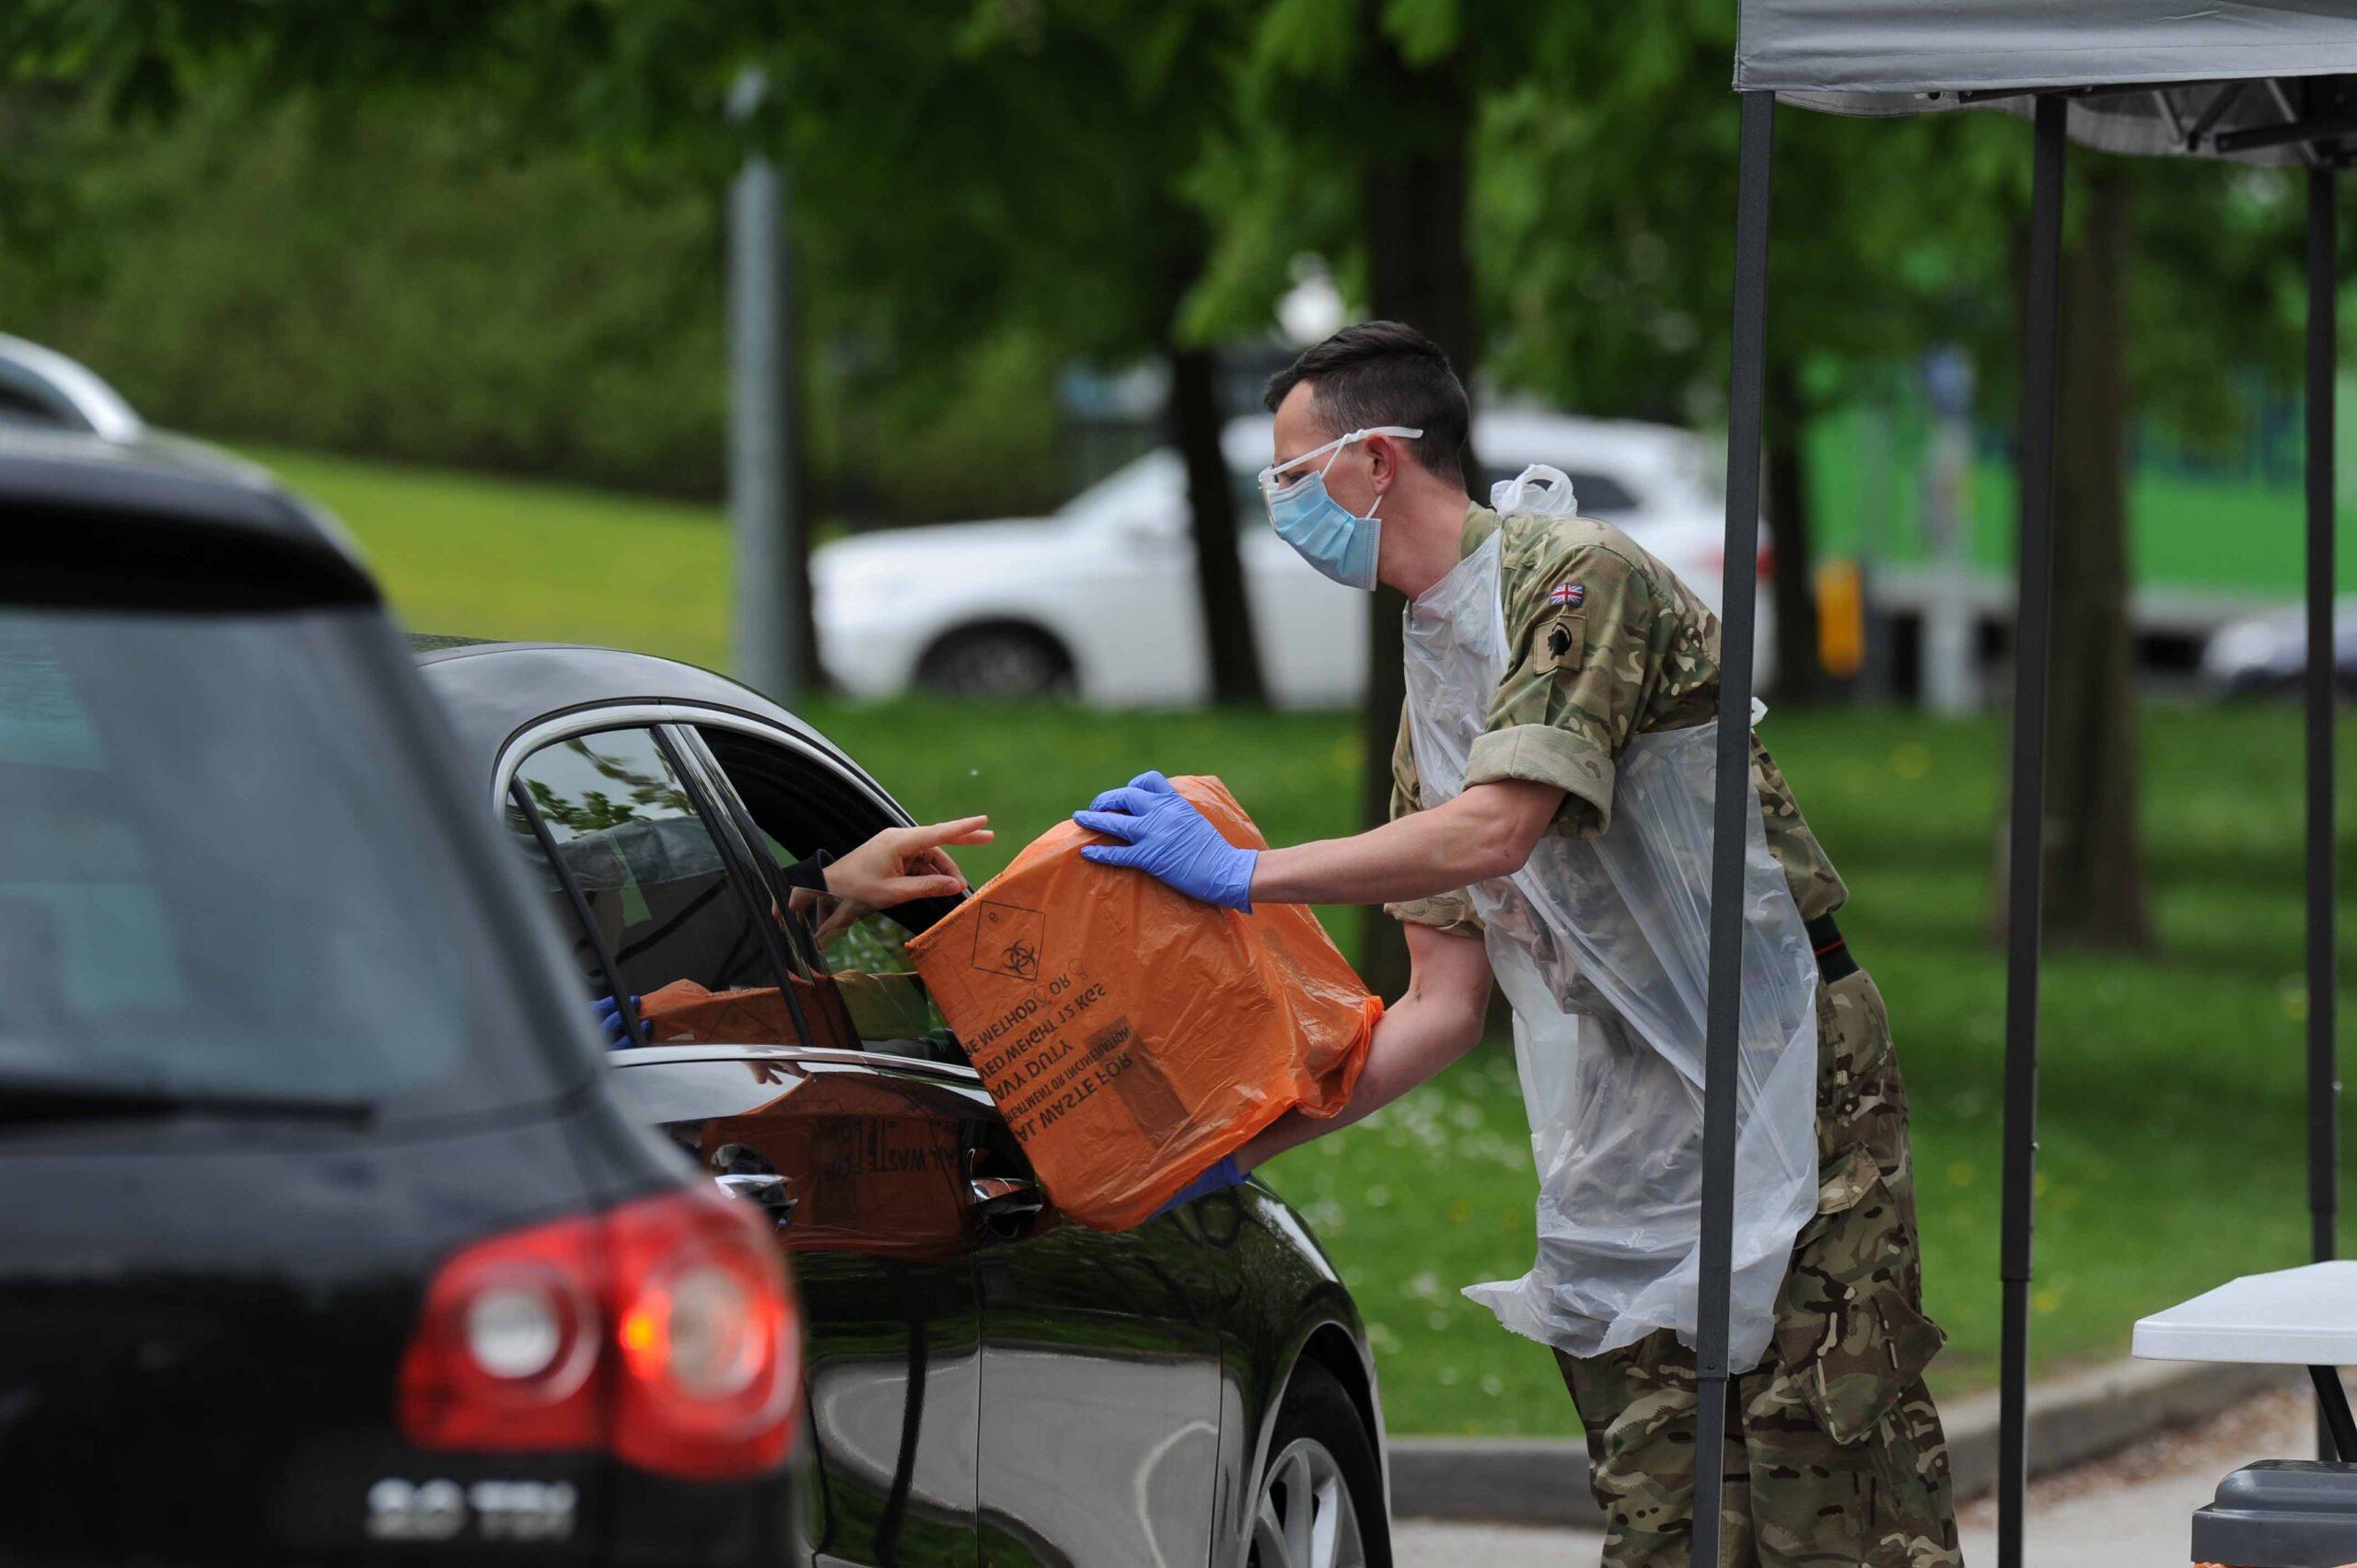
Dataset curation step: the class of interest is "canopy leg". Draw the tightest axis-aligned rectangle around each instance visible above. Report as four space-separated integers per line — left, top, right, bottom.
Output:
2306 160 2340 1462
1695 86 1775 1568
2311 1365 2357 1463
1997 94 2067 1568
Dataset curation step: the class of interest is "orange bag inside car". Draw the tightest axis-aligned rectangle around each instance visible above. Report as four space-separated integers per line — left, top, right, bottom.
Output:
633 971 941 1051
907 774 1380 1231
636 979 805 1046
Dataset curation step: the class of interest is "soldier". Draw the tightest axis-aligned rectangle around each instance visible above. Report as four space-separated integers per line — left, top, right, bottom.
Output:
1076 320 1960 1566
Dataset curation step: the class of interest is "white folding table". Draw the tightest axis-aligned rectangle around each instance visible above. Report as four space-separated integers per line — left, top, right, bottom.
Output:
2135 1260 2357 1461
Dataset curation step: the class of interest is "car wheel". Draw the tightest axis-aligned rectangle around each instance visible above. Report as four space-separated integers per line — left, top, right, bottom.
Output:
916 624 1074 698
1247 1361 1388 1568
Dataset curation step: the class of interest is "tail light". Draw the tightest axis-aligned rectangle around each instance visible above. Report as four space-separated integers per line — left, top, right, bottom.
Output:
606 1191 797 1479
399 1190 800 1481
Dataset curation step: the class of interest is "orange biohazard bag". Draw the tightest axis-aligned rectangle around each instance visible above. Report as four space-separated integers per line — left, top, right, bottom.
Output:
907 774 1381 1231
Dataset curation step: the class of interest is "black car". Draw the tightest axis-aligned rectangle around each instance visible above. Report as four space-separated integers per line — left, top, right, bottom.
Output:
0 430 803 1564
412 638 1394 1568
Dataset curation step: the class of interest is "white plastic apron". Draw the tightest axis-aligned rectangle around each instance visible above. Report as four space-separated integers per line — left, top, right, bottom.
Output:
1402 501 1819 1370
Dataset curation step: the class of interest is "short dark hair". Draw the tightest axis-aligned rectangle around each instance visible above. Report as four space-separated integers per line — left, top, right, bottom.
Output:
1263 320 1469 485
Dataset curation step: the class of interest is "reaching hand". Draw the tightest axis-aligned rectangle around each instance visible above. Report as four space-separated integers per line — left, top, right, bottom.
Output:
1072 771 1258 912
784 883 870 943
825 816 993 909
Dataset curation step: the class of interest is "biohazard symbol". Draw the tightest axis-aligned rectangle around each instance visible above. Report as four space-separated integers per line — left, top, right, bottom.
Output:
970 900 1046 982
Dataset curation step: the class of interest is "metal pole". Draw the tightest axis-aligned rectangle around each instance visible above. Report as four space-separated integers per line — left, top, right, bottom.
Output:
1997 94 2067 1568
2305 160 2340 1460
728 69 804 703
1695 86 1774 1568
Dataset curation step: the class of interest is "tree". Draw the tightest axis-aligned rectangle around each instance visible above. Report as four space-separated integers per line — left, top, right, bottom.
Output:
2044 160 2154 949
1183 0 2018 981
1182 0 1494 992
1452 22 2309 955
5 0 1277 703
1472 8 2025 706
15 4 2330 959
924 2 1273 704
2023 150 2308 949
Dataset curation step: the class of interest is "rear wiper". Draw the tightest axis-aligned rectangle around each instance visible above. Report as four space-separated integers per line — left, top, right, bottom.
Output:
0 1074 376 1128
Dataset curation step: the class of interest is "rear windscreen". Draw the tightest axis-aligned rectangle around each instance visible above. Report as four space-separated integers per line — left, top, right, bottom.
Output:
0 604 528 1107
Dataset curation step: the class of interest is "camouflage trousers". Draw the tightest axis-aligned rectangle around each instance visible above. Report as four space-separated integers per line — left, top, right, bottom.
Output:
1554 968 1963 1567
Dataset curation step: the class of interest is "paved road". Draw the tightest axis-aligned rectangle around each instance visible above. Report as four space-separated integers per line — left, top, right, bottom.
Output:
1395 1386 2323 1566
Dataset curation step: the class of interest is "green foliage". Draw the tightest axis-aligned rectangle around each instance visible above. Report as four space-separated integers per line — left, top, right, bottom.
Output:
1190 0 2338 447
524 738 691 832
1469 6 2021 424
0 81 1069 516
2123 158 2315 451
6 0 2348 448
0 87 731 492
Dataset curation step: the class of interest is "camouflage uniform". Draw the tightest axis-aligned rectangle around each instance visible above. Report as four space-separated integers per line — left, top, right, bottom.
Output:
1392 505 1960 1567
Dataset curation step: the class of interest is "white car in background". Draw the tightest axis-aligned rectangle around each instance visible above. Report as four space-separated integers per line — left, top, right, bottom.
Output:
815 409 1775 706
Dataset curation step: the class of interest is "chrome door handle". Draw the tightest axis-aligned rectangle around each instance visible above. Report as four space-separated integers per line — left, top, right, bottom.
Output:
967 1173 1046 1240
967 1175 1040 1207
716 1171 798 1227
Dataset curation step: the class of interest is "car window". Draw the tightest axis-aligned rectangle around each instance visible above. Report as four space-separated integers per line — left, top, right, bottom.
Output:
506 729 787 1007
1483 466 1643 517
696 726 960 1059
0 605 481 1104
0 385 67 430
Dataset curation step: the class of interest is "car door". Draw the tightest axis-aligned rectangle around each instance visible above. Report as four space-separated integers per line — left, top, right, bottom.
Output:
692 721 1229 1568
606 1050 1003 1568
498 721 984 1568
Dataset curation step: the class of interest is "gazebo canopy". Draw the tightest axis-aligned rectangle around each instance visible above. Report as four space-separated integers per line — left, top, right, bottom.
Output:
1736 2 2357 164
1689 11 2351 1568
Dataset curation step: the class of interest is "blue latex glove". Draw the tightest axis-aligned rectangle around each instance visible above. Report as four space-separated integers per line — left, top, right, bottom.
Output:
592 993 643 1047
1073 771 1258 912
1151 1155 1247 1219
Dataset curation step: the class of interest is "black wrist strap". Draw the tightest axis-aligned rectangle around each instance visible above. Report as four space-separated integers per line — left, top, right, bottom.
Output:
1806 912 1859 982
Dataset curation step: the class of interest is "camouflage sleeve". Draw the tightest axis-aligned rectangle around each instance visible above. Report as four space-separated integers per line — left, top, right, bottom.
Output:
1463 539 1666 839
1385 697 1422 824
1383 700 1484 937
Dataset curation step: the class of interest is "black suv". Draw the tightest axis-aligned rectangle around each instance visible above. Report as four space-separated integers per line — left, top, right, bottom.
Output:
0 431 802 1564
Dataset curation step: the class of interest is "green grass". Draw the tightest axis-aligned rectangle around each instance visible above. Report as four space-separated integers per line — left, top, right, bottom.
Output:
252 445 736 669
287 442 2354 1437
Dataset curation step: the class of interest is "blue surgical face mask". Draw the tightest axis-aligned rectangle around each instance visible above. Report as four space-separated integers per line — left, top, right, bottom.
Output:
1259 425 1422 591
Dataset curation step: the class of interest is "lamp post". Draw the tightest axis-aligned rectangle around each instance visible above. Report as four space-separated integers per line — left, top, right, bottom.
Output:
728 67 804 704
